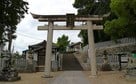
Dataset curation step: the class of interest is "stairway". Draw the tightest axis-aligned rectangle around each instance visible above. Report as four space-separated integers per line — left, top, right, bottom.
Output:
62 53 83 71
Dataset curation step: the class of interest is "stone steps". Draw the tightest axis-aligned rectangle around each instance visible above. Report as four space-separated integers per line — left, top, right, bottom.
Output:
62 53 83 71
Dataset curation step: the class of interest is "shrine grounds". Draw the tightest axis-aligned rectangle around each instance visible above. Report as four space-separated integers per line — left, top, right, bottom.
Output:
0 71 136 84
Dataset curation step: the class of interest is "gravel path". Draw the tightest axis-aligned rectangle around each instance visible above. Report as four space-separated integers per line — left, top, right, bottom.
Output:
47 71 90 84
0 71 135 84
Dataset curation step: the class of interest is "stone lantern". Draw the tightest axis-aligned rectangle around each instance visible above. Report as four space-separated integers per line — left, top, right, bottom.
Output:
126 51 136 80
0 51 21 81
101 50 112 71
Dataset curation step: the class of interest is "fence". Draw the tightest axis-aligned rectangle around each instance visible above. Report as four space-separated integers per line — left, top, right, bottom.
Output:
96 53 128 70
0 58 37 72
81 37 136 70
95 37 136 48
75 50 129 71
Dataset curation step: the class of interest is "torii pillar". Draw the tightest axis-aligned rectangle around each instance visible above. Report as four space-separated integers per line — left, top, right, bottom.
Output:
87 21 97 76
31 13 103 77
44 21 53 77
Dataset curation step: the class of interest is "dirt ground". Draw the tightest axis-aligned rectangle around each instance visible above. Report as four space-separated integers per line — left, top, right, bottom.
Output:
85 71 136 84
0 72 61 84
0 71 136 84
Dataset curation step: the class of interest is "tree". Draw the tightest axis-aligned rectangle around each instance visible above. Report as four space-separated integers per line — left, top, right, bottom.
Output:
0 0 28 52
104 0 136 40
78 30 88 47
73 0 110 15
56 35 70 53
73 0 111 46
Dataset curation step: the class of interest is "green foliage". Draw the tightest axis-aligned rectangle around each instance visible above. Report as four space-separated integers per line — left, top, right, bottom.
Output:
13 51 22 59
0 53 4 58
78 30 88 47
73 0 94 15
0 0 28 50
73 0 111 15
73 0 111 46
104 0 136 39
56 35 70 53
104 17 128 39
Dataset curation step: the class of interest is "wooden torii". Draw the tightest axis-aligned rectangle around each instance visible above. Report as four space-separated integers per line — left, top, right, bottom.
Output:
31 13 103 77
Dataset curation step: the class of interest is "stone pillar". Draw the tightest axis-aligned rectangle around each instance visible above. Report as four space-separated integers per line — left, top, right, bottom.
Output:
87 21 97 76
44 21 53 77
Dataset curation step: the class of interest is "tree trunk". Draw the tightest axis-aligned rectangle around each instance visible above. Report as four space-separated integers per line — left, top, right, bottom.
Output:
8 32 12 53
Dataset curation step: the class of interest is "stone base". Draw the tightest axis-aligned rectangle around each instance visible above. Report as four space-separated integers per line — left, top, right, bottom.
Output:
126 74 136 81
41 75 53 78
0 67 21 81
0 75 21 81
101 64 112 71
89 75 97 78
0 76 21 81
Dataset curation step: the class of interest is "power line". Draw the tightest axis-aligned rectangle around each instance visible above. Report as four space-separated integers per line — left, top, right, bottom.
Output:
16 32 45 41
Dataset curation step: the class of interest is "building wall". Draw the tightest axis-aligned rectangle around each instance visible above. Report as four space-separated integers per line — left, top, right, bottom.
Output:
37 48 45 66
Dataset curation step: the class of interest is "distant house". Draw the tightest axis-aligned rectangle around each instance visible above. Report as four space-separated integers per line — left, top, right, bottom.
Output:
22 40 58 71
67 42 82 52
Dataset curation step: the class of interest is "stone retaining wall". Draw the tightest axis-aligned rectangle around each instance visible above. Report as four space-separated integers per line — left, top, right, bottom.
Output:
96 43 136 56
78 38 136 70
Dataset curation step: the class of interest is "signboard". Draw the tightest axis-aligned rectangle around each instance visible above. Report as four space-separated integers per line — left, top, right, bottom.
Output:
132 53 136 58
66 14 75 27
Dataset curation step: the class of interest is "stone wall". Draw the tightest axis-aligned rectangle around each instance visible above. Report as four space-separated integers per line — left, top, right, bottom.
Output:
95 38 136 55
0 58 37 72
78 38 136 70
96 43 136 56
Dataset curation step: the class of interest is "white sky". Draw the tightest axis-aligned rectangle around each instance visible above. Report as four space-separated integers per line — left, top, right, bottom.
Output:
13 0 81 53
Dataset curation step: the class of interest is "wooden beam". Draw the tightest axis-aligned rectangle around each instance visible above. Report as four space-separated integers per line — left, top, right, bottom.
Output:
38 25 103 30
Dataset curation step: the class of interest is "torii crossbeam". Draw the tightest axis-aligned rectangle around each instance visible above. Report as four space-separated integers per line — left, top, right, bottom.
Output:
31 13 103 77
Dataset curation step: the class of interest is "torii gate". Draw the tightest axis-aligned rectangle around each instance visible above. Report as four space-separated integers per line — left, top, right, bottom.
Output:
31 13 103 77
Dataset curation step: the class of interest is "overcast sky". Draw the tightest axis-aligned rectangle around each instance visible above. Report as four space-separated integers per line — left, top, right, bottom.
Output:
13 0 81 53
